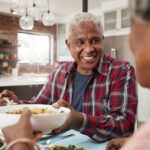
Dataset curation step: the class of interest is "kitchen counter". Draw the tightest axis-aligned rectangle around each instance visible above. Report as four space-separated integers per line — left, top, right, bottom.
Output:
0 75 48 87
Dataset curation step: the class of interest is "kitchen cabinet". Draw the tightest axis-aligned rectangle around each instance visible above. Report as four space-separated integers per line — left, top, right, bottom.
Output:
57 24 73 62
0 75 47 101
102 7 130 37
100 0 129 37
0 85 43 100
0 76 47 100
121 8 130 29
104 10 117 31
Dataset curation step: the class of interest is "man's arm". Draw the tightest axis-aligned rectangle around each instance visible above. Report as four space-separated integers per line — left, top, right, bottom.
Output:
80 64 138 142
106 137 129 150
0 90 21 105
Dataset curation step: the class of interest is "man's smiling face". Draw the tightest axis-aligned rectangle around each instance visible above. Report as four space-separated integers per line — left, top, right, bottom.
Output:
66 21 104 75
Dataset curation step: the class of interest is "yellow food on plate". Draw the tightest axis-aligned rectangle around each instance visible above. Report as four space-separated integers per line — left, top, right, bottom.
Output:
6 107 57 114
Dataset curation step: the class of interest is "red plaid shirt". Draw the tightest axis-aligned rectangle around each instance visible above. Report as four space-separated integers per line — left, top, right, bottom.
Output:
25 55 138 142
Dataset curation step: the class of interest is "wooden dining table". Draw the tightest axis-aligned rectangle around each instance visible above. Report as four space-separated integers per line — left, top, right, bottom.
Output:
38 129 108 150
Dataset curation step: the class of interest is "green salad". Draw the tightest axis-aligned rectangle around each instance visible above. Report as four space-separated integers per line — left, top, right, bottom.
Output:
0 138 4 148
50 145 87 150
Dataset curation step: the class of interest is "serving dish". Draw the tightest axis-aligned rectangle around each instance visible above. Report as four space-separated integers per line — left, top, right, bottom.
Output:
0 104 70 134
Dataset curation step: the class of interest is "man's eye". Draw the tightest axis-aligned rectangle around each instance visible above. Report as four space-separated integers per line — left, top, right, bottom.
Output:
92 38 101 44
76 40 84 45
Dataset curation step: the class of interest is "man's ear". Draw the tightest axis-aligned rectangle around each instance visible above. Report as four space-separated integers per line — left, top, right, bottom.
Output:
65 39 70 50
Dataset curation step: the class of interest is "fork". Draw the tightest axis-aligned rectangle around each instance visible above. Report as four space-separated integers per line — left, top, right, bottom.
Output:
41 133 75 145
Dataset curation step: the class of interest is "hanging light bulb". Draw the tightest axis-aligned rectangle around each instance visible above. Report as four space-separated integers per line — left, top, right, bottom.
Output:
19 0 34 30
19 15 34 30
42 0 55 26
28 0 41 20
42 10 55 26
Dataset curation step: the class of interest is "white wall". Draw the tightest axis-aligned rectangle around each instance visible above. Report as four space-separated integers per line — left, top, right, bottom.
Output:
104 35 135 67
138 84 150 122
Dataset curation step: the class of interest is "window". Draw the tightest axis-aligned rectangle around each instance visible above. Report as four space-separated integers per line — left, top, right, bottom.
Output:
18 32 53 65
57 24 73 62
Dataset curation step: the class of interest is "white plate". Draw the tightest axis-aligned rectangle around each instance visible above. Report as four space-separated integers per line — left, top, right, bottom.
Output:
0 104 70 134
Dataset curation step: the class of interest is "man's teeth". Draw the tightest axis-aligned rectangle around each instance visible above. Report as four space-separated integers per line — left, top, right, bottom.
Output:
83 56 94 60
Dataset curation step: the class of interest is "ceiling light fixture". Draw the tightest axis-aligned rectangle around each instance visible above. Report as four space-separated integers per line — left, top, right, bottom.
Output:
19 0 34 30
28 0 41 20
10 0 55 30
42 0 55 26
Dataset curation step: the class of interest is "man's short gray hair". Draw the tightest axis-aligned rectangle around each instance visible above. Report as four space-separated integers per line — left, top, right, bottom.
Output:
66 12 103 39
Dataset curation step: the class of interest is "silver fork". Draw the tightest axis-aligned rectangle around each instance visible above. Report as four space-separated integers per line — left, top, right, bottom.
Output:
42 133 75 145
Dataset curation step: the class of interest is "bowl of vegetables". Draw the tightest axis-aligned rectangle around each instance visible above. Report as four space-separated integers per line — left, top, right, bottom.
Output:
49 145 87 150
0 135 6 150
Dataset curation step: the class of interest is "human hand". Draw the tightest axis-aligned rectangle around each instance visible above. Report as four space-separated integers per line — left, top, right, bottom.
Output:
121 121 150 150
106 137 128 150
0 89 21 106
2 110 42 144
52 100 84 134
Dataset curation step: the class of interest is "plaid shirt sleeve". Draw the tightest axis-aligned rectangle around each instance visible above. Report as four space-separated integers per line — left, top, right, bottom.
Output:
80 63 138 142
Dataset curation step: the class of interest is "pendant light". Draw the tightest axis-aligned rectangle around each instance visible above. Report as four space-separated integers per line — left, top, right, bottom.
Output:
42 0 55 26
28 0 41 20
19 0 34 30
83 0 88 12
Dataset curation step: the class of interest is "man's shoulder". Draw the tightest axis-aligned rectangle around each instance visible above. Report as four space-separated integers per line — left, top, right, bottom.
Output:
102 55 135 79
51 62 73 73
104 55 133 70
47 62 73 79
56 62 73 70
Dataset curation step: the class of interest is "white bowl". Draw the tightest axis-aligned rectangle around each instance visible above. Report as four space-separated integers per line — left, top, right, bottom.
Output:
0 104 70 134
0 135 6 150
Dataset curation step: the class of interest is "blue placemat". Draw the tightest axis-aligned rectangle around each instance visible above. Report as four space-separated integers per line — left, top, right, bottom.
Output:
38 130 108 150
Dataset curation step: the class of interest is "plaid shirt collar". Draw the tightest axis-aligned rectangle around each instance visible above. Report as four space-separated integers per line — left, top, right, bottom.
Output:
66 54 109 77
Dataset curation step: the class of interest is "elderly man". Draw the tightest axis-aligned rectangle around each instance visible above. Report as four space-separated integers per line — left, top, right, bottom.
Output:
0 13 137 142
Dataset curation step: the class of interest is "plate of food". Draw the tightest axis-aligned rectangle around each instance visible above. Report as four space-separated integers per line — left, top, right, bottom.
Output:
40 144 87 150
0 135 6 150
0 104 70 134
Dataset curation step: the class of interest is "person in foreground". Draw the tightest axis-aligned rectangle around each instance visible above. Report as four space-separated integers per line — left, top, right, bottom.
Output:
2 110 42 150
106 0 150 149
0 13 138 142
